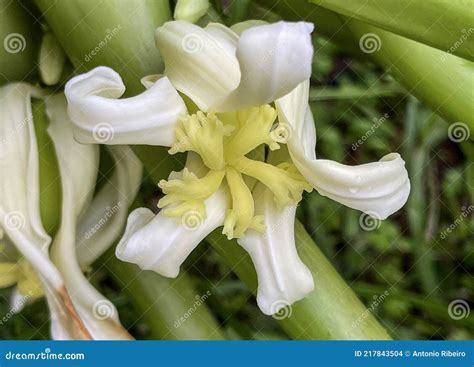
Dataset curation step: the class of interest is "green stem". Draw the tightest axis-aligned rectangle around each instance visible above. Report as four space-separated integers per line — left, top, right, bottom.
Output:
31 98 62 237
0 0 41 84
308 0 474 60
105 251 225 340
34 0 171 94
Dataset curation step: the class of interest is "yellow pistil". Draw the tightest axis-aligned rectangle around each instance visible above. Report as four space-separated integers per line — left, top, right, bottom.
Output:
158 168 225 220
160 104 312 238
0 258 44 298
224 105 279 163
223 167 264 239
169 111 233 170
233 157 312 209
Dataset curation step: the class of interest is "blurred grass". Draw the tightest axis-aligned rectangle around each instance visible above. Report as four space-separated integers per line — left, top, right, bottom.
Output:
1 0 472 340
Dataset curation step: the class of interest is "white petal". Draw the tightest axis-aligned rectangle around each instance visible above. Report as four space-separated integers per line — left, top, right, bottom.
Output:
0 83 91 340
276 82 410 219
155 20 241 111
296 152 410 219
116 187 228 277
218 21 314 111
238 185 314 315
46 94 132 340
76 146 142 267
276 80 316 158
65 66 187 146
140 74 162 89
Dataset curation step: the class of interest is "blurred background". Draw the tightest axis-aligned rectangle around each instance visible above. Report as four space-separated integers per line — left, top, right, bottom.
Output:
0 0 472 340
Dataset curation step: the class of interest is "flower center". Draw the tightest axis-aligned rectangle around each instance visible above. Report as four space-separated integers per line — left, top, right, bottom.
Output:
158 105 312 239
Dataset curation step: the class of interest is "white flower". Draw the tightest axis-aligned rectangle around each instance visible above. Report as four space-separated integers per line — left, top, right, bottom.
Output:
0 83 141 338
65 20 410 315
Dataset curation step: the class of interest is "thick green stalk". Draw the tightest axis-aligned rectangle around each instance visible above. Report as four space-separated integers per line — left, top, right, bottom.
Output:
309 0 474 60
31 98 62 237
106 252 225 340
208 223 391 340
255 0 474 130
34 0 171 94
0 0 41 84
347 20 474 130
